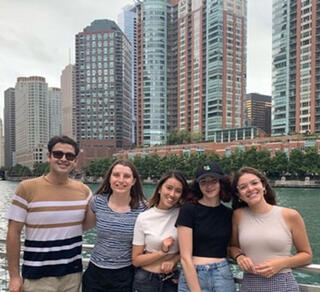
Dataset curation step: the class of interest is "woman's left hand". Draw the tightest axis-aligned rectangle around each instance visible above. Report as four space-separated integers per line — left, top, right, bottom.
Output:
254 258 285 278
160 260 175 274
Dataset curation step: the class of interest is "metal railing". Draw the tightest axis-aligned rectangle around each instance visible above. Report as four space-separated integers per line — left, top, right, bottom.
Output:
0 241 319 291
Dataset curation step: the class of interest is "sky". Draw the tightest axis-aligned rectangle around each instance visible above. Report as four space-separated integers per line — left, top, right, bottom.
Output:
0 0 272 120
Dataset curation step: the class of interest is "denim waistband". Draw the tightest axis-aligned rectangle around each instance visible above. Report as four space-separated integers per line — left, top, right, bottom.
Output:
195 259 228 271
137 268 177 282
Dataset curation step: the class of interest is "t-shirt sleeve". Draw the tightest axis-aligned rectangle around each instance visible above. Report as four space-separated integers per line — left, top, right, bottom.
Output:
175 203 194 228
6 182 29 223
132 213 145 246
90 195 98 214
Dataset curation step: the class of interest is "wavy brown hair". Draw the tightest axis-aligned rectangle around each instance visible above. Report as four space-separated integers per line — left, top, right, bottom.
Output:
231 166 276 209
95 160 146 209
189 174 232 203
149 171 189 208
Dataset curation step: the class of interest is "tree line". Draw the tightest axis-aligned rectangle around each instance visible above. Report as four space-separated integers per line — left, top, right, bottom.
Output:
3 147 320 181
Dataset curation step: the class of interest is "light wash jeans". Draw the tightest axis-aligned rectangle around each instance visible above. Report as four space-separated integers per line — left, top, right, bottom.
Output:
178 259 236 292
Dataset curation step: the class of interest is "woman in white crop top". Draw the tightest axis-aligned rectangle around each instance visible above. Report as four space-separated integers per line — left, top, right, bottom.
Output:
229 167 312 292
132 171 189 292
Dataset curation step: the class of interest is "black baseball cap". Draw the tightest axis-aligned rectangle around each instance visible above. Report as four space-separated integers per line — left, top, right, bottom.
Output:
195 161 224 182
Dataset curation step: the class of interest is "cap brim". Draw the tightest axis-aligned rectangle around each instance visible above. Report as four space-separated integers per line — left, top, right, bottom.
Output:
196 173 223 182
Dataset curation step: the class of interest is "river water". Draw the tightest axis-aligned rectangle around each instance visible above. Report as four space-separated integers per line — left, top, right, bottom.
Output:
0 181 319 285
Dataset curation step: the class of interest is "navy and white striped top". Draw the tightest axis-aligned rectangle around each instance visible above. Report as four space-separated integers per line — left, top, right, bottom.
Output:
90 194 147 269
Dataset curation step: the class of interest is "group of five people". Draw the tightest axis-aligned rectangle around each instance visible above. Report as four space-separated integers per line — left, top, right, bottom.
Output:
6 135 312 292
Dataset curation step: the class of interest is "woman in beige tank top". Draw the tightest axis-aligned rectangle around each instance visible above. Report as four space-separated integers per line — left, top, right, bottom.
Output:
229 167 312 292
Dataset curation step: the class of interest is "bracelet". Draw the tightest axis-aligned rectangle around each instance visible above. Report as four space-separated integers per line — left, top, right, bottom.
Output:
161 246 169 253
234 253 245 261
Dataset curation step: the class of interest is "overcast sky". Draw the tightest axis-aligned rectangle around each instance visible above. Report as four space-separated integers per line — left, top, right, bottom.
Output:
0 0 272 120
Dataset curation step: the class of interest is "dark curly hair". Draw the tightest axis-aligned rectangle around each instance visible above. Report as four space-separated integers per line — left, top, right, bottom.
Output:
189 175 232 203
231 166 276 209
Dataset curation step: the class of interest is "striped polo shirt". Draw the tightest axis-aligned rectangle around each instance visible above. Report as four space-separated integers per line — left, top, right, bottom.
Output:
90 194 147 269
6 175 92 279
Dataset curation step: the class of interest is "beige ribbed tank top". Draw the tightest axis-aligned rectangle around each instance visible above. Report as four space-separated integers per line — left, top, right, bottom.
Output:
239 206 292 273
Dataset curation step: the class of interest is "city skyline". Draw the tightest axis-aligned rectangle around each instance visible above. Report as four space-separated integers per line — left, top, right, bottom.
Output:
0 0 272 120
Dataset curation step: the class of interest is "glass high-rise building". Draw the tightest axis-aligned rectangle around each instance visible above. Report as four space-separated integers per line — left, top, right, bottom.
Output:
4 87 16 168
75 19 132 165
118 4 137 144
272 0 320 135
134 0 247 145
136 0 178 146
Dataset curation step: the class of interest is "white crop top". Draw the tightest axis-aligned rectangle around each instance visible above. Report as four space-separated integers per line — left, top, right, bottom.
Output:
133 206 180 254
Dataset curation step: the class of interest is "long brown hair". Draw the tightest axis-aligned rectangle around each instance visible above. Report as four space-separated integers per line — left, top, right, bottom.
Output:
95 160 146 209
231 166 276 209
149 171 189 208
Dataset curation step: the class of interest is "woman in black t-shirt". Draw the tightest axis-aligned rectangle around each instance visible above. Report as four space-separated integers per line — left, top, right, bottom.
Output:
176 161 236 292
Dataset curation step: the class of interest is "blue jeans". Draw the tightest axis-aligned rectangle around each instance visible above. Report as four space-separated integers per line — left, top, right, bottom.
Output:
178 259 236 292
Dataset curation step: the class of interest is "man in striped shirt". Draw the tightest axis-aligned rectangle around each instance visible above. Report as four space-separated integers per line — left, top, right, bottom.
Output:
6 136 92 292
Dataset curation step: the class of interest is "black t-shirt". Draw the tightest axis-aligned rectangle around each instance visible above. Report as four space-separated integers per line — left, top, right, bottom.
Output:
176 202 233 258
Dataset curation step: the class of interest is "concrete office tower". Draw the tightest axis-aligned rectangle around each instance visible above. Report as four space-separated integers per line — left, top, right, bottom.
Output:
61 64 76 138
177 0 204 135
0 119 4 167
118 4 137 144
272 0 320 135
15 76 49 169
4 88 16 168
245 93 272 135
135 0 179 146
75 19 132 166
48 87 62 137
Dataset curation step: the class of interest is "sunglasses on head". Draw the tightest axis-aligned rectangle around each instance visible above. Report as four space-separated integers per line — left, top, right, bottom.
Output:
51 151 77 161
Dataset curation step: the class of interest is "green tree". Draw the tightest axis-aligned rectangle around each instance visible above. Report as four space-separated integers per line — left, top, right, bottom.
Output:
84 158 114 177
33 162 49 176
270 151 288 178
8 164 32 177
302 147 320 178
288 149 305 178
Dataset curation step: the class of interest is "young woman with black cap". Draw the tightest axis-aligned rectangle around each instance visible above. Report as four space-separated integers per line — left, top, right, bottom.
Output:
176 161 236 292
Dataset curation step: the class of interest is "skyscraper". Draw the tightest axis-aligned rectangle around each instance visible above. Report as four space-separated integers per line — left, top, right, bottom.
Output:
48 87 62 138
245 93 271 134
75 19 132 166
15 76 49 169
272 0 320 135
4 87 16 168
118 4 137 144
0 119 4 167
204 0 247 140
134 0 247 146
61 64 76 138
135 0 179 146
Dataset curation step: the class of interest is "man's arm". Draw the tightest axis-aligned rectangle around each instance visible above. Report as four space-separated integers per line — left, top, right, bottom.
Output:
6 220 24 292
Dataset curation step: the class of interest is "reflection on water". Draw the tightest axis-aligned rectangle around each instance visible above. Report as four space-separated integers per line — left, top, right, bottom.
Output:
0 181 18 239
0 181 319 285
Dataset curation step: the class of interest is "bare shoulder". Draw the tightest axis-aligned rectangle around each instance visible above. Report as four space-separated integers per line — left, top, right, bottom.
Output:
232 208 244 223
281 207 301 219
281 207 304 227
